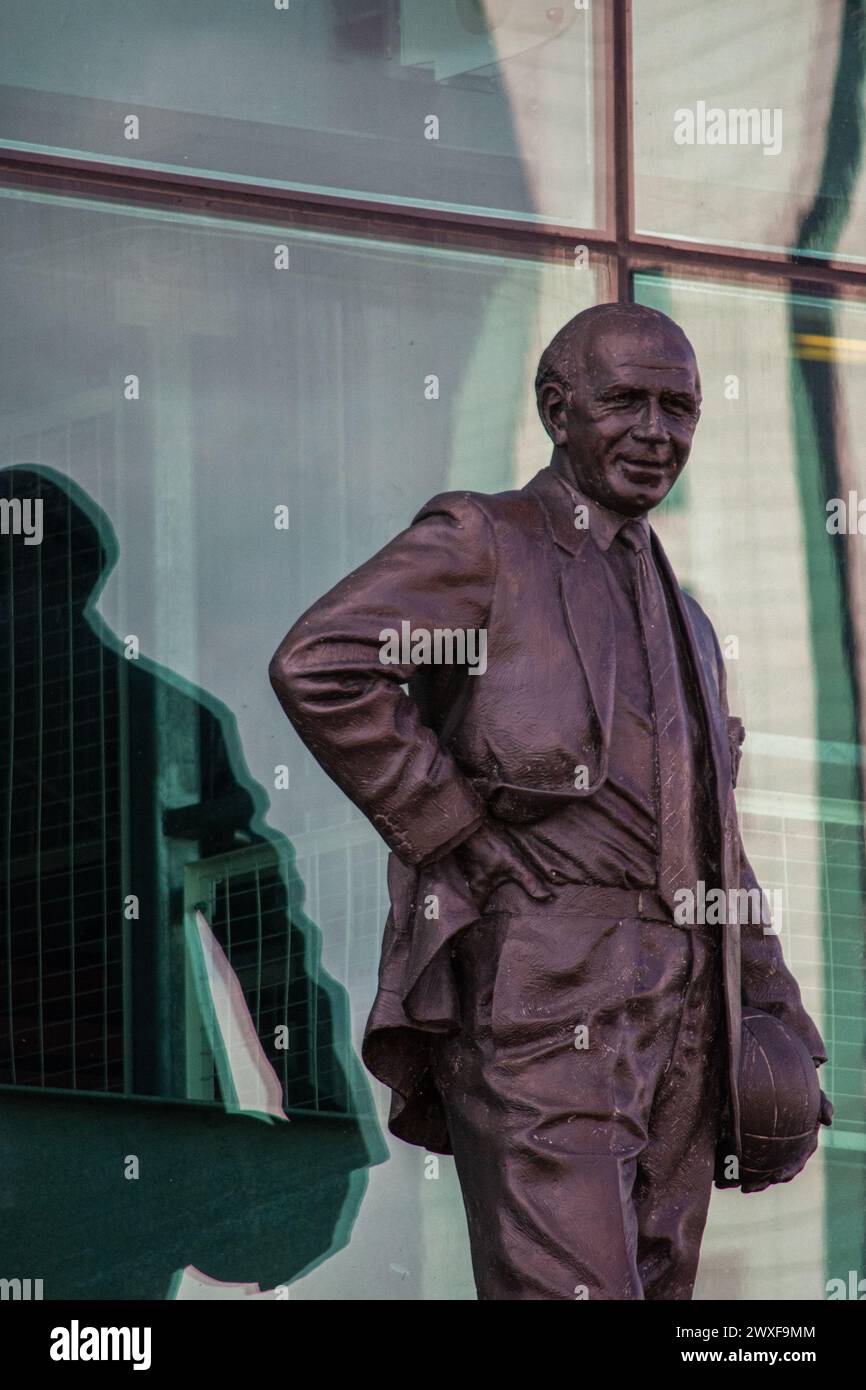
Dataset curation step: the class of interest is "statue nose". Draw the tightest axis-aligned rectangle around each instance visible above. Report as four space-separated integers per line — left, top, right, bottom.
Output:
632 402 668 443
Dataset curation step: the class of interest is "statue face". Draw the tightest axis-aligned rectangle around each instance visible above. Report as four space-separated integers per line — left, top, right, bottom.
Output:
544 320 702 517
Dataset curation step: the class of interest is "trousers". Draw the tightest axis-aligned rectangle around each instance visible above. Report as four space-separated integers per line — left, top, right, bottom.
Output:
430 902 725 1300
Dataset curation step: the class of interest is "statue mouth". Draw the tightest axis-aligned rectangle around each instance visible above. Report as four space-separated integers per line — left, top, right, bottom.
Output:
619 456 671 475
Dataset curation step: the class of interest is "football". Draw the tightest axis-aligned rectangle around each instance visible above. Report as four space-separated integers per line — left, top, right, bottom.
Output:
739 1009 822 1177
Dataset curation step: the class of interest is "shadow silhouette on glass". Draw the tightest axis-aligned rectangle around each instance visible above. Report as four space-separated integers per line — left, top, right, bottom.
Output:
0 463 386 1299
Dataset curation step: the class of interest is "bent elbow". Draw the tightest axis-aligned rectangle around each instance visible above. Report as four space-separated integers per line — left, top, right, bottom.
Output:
268 628 307 707
268 645 288 695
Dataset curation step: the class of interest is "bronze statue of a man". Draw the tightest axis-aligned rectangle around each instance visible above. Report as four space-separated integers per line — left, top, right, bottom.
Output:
270 303 830 1300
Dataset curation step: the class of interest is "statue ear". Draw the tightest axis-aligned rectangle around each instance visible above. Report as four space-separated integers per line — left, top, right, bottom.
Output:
537 380 569 445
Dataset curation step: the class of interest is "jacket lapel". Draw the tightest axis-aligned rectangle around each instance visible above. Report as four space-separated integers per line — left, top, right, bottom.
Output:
651 528 743 1150
524 468 616 788
649 528 732 822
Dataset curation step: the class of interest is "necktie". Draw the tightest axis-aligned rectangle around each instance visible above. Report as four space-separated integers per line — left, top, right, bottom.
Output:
618 520 700 913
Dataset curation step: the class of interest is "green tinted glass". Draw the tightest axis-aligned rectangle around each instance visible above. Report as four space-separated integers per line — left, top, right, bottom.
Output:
633 0 866 262
0 187 609 1297
636 269 866 1298
0 0 608 228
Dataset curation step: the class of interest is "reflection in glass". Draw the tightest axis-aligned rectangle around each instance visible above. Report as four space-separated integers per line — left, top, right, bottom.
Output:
633 0 866 262
0 188 608 1298
635 270 866 1299
0 466 363 1120
0 0 607 227
0 464 387 1298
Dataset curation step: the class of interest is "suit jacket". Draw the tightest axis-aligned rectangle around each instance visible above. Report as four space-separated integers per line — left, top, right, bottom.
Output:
270 465 827 1154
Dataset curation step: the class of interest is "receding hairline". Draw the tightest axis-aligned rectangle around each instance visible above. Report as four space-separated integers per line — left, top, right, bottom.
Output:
535 303 699 394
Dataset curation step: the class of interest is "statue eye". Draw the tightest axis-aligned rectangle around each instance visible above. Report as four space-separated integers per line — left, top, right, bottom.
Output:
664 397 695 417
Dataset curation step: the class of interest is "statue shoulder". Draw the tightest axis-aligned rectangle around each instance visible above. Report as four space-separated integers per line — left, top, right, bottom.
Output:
412 485 540 538
681 589 719 647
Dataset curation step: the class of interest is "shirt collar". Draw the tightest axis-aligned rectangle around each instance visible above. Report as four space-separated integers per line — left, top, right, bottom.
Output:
550 470 651 553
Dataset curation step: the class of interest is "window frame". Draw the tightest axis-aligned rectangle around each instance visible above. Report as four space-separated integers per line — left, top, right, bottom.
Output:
0 2 863 1303
0 3 864 298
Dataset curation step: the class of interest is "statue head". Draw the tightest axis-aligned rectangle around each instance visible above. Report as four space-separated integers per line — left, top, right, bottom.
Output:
535 302 702 517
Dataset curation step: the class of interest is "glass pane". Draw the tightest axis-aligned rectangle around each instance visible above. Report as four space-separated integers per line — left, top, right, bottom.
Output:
0 184 611 1297
635 270 866 1300
633 0 866 262
0 0 608 229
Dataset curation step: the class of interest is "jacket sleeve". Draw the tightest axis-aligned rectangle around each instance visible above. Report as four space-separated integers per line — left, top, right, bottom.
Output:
269 492 494 868
713 634 828 1067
